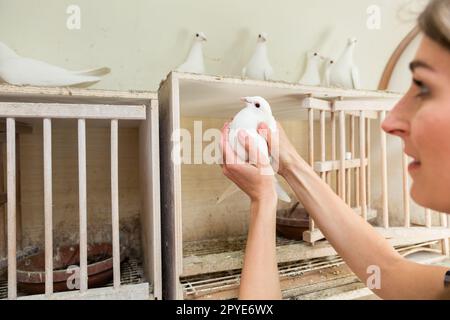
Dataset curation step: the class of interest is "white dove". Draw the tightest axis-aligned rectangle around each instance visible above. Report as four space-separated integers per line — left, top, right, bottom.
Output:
299 52 322 86
218 96 291 204
242 33 273 81
176 32 207 74
329 37 361 89
321 57 334 87
0 41 110 87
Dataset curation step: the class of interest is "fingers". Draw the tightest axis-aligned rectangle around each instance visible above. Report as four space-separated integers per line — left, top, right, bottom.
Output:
238 130 271 169
221 122 240 167
257 122 272 150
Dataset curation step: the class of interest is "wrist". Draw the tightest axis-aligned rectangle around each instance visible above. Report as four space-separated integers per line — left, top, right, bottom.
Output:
251 196 277 214
280 152 305 177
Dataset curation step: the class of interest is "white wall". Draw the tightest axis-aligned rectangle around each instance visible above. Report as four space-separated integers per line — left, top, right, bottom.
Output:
0 0 420 91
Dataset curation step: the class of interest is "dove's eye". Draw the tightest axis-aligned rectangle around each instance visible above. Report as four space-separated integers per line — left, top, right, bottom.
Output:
196 33 199 37
255 103 261 108
258 35 261 38
314 53 318 56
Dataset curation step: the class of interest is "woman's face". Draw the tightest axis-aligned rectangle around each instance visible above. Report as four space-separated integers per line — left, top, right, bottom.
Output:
382 35 450 213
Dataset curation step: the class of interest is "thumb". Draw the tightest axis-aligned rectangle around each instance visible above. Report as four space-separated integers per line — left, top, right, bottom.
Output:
258 122 272 150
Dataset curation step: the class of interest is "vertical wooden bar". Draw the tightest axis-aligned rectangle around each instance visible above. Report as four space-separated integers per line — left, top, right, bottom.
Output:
330 112 336 189
380 111 389 228
366 118 371 209
349 115 356 207
339 111 346 200
402 152 411 227
425 209 432 228
78 119 88 293
359 112 367 220
6 118 16 299
320 110 326 181
111 119 121 289
308 109 315 232
440 213 449 256
0 141 6 259
43 118 53 295
15 135 22 251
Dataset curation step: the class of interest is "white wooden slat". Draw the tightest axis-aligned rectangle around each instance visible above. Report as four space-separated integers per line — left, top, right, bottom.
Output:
314 158 368 173
6 118 16 299
425 209 432 228
320 110 326 182
78 119 88 293
308 108 315 232
111 119 121 289
349 115 356 207
359 112 367 220
339 111 346 200
43 118 53 295
440 213 449 256
380 111 389 228
402 152 411 227
0 103 146 120
366 118 371 208
329 112 336 189
332 99 399 111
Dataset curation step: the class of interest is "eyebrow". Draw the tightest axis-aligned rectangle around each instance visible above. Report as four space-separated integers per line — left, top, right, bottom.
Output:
409 60 435 72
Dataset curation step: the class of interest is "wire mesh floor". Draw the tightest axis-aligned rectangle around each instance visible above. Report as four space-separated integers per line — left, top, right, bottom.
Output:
0 258 146 299
180 240 442 300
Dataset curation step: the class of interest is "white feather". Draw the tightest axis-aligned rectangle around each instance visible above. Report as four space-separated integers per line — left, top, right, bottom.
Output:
0 41 109 87
176 32 207 74
299 52 322 86
242 33 273 81
218 96 291 204
329 37 361 89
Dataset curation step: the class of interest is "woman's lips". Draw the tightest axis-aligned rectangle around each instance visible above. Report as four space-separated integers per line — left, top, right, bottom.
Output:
408 160 421 172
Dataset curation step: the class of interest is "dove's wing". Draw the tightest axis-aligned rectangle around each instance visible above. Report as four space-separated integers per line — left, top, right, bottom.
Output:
217 183 241 204
1 58 101 86
351 65 360 90
71 67 110 77
275 180 291 203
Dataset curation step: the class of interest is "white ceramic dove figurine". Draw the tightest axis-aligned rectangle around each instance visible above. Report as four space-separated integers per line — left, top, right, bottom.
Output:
329 37 361 89
0 41 110 87
321 57 335 87
176 32 207 74
299 52 322 86
218 96 291 204
242 33 273 81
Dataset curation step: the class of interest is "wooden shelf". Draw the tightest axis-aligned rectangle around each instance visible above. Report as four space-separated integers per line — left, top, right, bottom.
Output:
0 84 156 105
173 72 402 120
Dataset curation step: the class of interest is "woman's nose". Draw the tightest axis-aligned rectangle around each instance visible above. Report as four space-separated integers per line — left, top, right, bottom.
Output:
381 96 411 139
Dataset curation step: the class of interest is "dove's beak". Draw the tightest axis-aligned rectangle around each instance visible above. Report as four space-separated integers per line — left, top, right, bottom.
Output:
240 97 251 104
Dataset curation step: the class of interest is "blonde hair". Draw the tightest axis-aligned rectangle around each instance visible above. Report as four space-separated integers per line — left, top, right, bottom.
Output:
418 0 450 51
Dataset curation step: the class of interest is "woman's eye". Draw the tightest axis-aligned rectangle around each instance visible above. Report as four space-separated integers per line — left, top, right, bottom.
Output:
413 79 430 97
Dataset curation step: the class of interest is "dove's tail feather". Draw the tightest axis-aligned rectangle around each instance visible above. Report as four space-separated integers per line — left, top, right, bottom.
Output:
217 181 291 204
71 67 111 77
216 184 240 205
276 182 291 203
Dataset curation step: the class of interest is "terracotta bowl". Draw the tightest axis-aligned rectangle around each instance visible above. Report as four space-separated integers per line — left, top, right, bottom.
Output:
17 243 121 294
276 202 310 241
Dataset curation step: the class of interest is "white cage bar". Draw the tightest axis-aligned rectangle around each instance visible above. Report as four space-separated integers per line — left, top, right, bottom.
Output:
0 86 161 300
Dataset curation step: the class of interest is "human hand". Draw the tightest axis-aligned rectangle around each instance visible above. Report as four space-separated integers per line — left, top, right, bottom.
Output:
220 122 277 205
